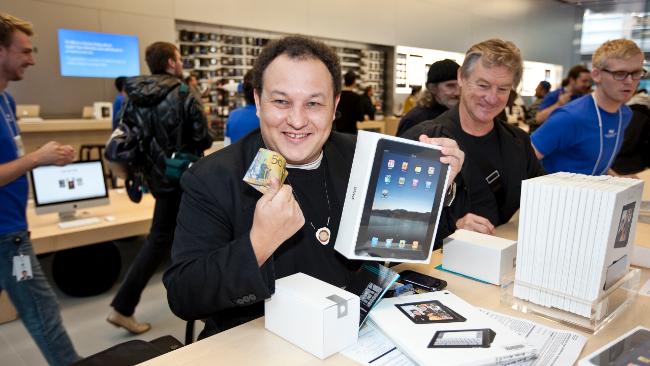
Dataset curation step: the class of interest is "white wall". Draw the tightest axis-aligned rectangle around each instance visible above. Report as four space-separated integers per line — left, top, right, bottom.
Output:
1 0 579 118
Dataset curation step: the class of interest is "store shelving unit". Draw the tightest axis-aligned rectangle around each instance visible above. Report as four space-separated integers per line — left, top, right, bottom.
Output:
177 21 390 139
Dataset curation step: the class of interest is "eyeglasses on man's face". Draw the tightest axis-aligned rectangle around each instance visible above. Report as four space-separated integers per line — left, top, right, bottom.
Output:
600 68 647 81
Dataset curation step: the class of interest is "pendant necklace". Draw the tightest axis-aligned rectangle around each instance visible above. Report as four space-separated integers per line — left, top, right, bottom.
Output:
287 156 331 245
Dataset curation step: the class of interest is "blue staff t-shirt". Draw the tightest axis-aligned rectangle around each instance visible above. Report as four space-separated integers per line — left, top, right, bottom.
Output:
531 94 632 175
0 92 29 234
225 104 260 144
538 88 582 110
112 94 126 130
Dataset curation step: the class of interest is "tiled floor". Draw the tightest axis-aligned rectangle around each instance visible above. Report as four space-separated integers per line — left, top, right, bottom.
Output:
0 238 187 366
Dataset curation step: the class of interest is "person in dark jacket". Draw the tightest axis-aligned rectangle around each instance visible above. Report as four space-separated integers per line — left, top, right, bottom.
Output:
163 36 465 338
402 39 544 234
361 85 377 120
334 71 364 134
396 59 460 136
107 41 212 334
611 91 650 176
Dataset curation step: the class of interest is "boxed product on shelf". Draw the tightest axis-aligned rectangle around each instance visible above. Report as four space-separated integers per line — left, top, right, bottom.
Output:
514 173 644 317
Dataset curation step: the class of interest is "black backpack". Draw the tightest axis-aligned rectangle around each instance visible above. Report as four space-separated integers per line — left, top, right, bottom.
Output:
104 106 146 203
105 83 191 202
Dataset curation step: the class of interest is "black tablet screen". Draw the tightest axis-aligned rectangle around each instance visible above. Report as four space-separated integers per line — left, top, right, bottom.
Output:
355 138 447 260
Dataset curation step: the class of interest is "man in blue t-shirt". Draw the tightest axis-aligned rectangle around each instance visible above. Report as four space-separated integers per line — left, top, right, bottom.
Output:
0 13 80 365
535 64 591 124
112 76 127 130
225 70 259 145
531 39 645 175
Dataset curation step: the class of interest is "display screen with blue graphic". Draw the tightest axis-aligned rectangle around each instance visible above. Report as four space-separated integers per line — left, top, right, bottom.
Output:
355 139 448 260
58 29 140 78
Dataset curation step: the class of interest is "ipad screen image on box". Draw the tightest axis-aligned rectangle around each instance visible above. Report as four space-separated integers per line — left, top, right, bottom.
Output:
355 138 448 260
587 328 650 366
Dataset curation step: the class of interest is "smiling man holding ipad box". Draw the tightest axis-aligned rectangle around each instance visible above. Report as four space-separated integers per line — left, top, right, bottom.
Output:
402 39 544 235
164 36 465 339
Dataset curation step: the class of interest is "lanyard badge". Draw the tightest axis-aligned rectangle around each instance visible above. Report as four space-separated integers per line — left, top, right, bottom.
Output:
13 254 33 282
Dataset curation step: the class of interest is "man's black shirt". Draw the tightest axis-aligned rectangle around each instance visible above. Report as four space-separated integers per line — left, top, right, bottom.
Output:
335 90 364 134
454 127 504 225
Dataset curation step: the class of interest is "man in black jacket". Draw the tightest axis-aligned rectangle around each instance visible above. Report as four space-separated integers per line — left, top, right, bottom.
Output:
334 71 364 134
402 39 544 234
396 59 460 137
163 36 465 338
107 42 212 334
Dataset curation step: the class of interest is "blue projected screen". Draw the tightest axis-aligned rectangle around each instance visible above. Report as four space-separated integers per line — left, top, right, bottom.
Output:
58 29 140 78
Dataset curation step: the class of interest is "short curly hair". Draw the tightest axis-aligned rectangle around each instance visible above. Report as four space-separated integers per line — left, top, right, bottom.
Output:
592 39 643 70
460 38 523 88
252 36 341 99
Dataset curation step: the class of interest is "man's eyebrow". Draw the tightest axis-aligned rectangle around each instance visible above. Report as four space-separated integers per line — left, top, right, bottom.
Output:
475 78 512 88
268 90 288 97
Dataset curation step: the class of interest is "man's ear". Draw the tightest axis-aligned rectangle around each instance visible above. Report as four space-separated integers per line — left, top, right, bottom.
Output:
166 57 176 73
456 68 464 88
591 68 601 85
253 89 261 117
332 94 341 120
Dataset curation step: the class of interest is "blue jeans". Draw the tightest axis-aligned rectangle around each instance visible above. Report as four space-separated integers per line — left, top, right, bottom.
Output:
0 231 80 366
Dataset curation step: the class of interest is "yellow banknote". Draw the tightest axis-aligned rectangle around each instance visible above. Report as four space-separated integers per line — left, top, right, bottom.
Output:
243 148 288 193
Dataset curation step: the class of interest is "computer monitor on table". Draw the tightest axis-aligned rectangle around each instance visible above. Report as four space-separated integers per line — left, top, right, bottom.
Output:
30 160 110 224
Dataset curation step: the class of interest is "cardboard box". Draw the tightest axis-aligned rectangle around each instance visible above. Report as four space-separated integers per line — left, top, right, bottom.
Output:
442 229 517 285
334 131 450 263
264 273 360 359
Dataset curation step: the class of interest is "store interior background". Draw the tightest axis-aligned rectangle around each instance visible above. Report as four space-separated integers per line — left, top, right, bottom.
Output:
2 0 650 364
3 0 584 120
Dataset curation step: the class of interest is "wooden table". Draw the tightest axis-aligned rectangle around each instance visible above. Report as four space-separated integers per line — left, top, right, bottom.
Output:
27 189 155 255
0 190 155 323
18 119 112 155
384 117 400 136
357 121 386 134
140 212 650 365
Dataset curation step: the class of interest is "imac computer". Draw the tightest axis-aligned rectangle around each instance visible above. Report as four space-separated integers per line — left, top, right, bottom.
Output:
30 160 110 228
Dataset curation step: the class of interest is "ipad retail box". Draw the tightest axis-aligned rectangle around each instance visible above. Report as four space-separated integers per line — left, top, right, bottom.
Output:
442 229 517 285
264 273 360 359
578 326 650 366
334 131 451 264
514 173 644 317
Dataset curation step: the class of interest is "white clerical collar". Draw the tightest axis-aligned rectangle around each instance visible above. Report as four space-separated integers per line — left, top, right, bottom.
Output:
286 151 323 170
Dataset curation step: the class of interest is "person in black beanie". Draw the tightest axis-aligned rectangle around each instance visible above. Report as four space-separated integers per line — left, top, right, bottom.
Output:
397 59 460 136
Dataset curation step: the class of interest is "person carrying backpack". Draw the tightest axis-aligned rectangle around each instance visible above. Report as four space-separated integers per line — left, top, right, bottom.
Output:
106 41 212 334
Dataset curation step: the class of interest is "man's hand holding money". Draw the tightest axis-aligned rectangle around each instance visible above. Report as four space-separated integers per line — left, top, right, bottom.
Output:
249 178 305 266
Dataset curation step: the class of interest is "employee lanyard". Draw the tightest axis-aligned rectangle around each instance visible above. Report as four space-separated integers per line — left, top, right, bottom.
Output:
591 94 622 176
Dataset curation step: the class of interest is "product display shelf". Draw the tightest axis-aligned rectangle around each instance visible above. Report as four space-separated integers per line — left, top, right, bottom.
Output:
500 268 641 333
176 21 390 139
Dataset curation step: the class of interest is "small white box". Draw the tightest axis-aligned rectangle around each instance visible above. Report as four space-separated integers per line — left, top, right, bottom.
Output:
93 102 112 120
442 229 517 285
334 131 450 264
264 273 360 359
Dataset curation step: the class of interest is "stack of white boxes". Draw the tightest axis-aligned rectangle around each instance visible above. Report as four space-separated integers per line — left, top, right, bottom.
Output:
514 173 644 317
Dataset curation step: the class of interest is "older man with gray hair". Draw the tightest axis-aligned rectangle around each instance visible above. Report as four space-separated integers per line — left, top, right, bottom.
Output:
402 39 544 235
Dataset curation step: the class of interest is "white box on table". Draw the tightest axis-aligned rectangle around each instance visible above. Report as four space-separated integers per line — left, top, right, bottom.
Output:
442 229 517 285
264 273 360 359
